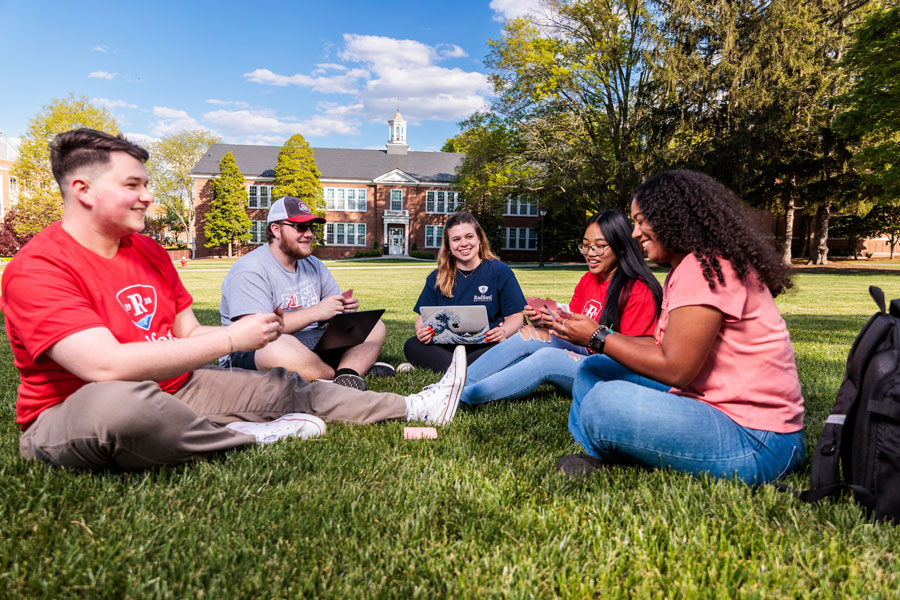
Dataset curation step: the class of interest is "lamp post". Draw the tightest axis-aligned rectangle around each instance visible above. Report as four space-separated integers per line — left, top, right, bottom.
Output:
539 208 547 267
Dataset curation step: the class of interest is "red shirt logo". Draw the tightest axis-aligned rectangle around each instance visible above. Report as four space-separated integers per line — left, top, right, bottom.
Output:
583 299 602 320
116 285 158 331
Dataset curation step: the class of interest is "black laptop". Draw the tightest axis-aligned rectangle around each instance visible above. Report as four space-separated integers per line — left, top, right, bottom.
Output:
313 309 385 352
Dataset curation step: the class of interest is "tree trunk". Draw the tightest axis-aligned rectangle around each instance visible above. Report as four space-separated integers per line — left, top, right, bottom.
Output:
227 240 233 258
811 200 832 265
779 194 795 266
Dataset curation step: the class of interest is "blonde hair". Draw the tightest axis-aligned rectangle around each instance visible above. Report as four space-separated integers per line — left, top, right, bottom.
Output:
435 212 498 298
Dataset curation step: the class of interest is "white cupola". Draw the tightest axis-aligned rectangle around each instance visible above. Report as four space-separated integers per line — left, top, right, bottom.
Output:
386 107 409 155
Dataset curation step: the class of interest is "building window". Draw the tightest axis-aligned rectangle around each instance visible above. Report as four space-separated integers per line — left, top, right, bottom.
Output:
425 190 462 214
425 224 444 248
325 222 366 246
390 189 403 211
248 185 272 209
324 187 367 211
504 194 538 216
503 227 538 250
249 220 267 244
9 177 17 204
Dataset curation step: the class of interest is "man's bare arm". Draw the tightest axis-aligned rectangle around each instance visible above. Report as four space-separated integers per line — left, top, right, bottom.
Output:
48 307 283 383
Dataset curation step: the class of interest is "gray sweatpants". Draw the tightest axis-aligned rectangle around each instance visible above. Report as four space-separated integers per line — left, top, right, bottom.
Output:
18 366 406 471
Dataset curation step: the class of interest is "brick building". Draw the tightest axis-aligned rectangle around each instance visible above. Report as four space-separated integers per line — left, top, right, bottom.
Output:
189 111 543 260
0 131 20 220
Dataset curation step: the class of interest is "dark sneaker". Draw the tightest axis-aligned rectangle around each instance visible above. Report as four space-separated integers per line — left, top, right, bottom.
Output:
333 373 367 391
556 454 604 478
368 362 396 377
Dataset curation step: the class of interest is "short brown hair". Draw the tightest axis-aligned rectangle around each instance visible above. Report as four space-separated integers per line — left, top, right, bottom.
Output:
50 128 149 188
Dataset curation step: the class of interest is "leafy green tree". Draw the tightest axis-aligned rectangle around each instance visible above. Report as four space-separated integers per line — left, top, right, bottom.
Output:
204 152 250 257
486 0 658 211
12 94 120 236
868 201 900 259
836 5 900 202
146 129 221 256
272 133 324 212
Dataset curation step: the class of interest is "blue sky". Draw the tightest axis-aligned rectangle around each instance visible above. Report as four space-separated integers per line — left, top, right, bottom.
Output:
0 0 541 152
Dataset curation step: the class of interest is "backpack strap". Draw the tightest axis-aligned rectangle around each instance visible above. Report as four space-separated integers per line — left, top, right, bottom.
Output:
891 299 900 319
810 413 846 489
799 482 874 506
870 286 885 314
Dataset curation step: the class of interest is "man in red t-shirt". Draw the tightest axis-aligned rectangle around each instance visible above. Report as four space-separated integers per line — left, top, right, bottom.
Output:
0 128 466 470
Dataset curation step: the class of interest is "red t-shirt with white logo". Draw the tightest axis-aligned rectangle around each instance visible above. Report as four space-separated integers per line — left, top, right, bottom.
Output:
1 222 193 429
569 272 658 336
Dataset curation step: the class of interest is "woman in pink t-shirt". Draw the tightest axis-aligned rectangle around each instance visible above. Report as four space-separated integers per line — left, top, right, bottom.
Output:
554 170 805 485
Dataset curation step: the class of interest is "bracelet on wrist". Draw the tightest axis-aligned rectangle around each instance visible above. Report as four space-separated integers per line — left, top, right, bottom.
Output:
588 325 612 354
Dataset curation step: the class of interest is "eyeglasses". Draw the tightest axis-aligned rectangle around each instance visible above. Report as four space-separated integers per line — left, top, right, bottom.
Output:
280 221 317 234
578 242 610 255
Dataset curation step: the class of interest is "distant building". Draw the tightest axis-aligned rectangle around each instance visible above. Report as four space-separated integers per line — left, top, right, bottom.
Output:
0 131 20 220
189 111 543 260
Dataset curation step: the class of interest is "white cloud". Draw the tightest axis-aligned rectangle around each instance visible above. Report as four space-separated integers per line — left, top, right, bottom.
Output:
244 67 369 94
150 106 205 137
93 45 108 52
205 98 251 108
490 0 545 21
89 70 117 80
124 132 158 148
245 34 492 128
436 44 468 59
203 109 360 139
92 97 137 109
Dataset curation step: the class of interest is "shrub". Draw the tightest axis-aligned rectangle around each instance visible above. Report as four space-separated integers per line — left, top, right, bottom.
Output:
410 250 436 260
353 249 383 258
0 209 34 256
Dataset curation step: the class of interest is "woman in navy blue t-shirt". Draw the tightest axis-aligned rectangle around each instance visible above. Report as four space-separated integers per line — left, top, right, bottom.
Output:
403 212 527 372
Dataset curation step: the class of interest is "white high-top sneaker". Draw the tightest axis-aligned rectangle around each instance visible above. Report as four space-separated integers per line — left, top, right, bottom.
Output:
226 413 326 444
405 345 467 425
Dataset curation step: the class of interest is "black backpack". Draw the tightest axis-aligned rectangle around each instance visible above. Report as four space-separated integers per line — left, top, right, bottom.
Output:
800 286 900 523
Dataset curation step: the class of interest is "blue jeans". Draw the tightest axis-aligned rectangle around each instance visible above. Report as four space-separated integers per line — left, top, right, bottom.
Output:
461 328 589 406
569 354 805 485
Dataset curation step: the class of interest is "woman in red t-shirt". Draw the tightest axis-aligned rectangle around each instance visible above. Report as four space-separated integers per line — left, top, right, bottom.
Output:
460 210 662 406
556 170 805 485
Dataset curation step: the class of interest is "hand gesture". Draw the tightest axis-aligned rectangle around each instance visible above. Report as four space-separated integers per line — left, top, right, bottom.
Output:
485 323 508 343
313 295 346 321
416 323 434 344
551 309 598 347
524 304 554 328
227 312 283 351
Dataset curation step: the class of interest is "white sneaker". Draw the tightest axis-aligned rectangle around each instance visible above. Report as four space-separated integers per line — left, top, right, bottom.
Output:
396 362 415 373
226 413 326 444
405 345 466 425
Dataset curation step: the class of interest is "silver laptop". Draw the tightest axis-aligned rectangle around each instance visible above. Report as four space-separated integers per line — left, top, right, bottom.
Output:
420 305 490 344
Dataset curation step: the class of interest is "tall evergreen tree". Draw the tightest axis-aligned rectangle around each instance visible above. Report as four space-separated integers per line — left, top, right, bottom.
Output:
272 133 324 214
204 152 250 258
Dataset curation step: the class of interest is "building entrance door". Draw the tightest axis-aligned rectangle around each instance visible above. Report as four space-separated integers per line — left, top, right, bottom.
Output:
389 227 404 255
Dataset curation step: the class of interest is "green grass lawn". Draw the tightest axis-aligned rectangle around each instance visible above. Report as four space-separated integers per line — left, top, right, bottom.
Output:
2 265 900 598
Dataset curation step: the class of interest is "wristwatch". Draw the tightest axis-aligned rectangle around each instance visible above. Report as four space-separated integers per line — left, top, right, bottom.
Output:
588 325 612 354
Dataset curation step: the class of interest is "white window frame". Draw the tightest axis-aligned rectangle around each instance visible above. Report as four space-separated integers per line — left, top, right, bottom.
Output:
503 227 538 250
325 222 367 246
9 176 17 205
504 194 538 216
425 224 444 248
249 220 267 245
248 185 273 209
425 190 462 214
324 187 367 212
390 189 403 211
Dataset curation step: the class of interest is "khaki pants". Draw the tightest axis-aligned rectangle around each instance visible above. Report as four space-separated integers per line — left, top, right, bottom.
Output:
19 366 406 471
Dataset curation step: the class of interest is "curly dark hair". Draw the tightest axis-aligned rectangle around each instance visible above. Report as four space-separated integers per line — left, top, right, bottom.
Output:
633 170 792 296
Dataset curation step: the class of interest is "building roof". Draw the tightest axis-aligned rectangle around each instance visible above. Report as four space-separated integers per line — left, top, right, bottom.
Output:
191 144 462 184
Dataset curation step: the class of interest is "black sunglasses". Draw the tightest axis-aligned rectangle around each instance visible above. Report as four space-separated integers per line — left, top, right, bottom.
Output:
279 221 317 233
